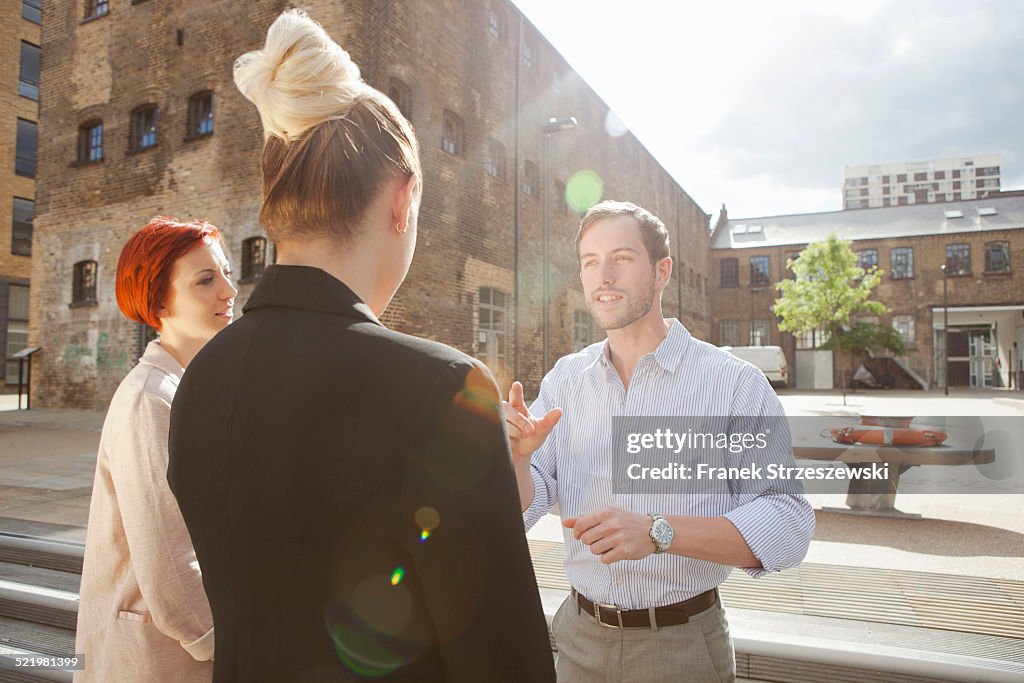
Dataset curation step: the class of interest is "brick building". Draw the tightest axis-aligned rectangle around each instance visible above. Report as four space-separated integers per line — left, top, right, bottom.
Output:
711 196 1024 389
31 0 710 409
0 0 39 392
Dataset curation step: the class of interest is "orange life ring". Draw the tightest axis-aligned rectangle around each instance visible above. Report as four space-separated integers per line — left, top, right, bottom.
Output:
830 426 947 447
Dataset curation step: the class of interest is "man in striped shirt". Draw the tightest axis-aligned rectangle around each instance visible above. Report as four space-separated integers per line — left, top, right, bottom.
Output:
505 200 815 682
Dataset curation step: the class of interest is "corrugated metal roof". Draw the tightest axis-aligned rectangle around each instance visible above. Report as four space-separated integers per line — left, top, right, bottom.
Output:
712 195 1024 250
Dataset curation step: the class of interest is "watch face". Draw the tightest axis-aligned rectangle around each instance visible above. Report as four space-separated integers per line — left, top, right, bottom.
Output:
652 518 673 545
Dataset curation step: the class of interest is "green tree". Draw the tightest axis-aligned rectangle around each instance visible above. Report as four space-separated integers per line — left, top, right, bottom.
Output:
774 234 902 387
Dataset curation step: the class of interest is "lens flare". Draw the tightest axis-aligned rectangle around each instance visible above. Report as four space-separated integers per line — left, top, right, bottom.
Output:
414 506 440 531
566 170 604 213
419 529 431 543
605 110 628 137
390 566 405 586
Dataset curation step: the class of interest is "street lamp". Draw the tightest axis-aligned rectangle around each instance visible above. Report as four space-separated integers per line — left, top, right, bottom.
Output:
940 263 949 395
541 116 578 374
750 287 764 345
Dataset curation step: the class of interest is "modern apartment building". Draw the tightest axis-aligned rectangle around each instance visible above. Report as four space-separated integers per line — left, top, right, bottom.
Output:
0 0 40 391
843 155 1001 210
31 0 711 408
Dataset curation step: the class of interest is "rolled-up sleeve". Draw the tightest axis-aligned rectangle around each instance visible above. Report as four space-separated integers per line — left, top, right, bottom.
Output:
111 391 214 660
723 368 815 578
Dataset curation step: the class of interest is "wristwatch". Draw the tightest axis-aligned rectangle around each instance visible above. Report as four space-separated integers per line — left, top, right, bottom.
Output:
649 514 674 554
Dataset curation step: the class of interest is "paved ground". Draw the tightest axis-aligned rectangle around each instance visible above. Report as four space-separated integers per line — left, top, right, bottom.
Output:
1 389 1023 581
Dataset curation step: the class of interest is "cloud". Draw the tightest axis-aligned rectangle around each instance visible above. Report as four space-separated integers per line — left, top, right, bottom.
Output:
693 2 1024 212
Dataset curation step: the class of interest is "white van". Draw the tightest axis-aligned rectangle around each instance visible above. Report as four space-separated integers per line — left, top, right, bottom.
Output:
720 345 789 388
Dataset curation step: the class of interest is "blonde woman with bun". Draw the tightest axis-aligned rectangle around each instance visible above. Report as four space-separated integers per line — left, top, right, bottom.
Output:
168 10 554 682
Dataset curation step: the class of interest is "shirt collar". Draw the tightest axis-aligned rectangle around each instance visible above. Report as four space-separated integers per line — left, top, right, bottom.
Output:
140 340 185 379
242 265 383 326
588 318 691 375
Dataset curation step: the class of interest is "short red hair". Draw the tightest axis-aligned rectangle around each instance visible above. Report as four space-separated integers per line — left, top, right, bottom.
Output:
116 217 223 331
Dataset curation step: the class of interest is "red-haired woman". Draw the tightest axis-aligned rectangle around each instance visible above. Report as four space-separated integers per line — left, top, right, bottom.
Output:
74 217 236 682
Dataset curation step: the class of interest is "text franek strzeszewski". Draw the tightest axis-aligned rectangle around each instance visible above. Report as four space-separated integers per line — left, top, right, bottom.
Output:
612 416 886 496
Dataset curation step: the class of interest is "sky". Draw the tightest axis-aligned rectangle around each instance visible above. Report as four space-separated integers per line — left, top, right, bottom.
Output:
510 0 1024 220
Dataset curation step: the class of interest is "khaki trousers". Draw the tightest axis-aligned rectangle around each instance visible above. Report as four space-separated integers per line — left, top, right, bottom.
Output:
551 593 736 682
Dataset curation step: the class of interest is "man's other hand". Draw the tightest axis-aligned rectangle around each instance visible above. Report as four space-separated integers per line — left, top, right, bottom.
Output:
564 507 658 564
502 381 562 465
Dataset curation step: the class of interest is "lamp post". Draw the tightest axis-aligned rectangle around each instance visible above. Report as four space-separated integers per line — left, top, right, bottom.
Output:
750 287 764 345
541 116 578 374
940 263 949 395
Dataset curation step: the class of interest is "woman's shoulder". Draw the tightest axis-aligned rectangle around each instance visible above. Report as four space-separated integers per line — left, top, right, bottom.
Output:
109 360 178 416
355 324 492 392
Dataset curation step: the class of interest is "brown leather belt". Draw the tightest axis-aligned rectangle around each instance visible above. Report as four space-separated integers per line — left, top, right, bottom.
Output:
572 588 717 629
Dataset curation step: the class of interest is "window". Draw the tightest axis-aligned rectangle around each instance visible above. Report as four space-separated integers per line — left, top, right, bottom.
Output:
77 121 103 163
15 119 37 177
719 320 738 346
241 237 267 282
896 174 907 183
388 78 412 119
573 310 593 351
795 329 825 350
187 91 214 138
750 320 770 346
984 241 1010 273
945 243 970 276
130 105 159 150
23 0 41 24
486 139 505 178
892 315 915 345
83 0 108 20
477 288 509 371
913 172 927 181
72 261 98 306
19 42 40 100
749 256 769 286
890 247 913 279
441 110 463 156
977 166 1000 177
555 180 568 216
5 285 30 384
12 198 34 256
935 171 945 180
523 160 538 197
898 196 908 206
523 41 534 69
856 248 878 271
720 258 738 288
488 5 506 42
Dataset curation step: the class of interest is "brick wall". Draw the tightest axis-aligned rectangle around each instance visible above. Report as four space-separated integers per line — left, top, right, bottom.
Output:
31 0 710 408
711 226 1024 388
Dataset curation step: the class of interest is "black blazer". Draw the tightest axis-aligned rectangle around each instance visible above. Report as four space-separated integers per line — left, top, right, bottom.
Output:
168 265 554 682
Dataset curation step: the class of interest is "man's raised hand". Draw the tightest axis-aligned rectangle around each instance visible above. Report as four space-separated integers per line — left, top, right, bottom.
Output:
503 381 562 464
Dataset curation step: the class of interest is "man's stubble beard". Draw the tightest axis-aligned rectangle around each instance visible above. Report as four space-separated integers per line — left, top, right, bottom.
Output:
588 272 657 331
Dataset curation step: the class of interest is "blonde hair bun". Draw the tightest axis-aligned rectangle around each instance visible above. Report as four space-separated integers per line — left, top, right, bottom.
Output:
234 9 366 142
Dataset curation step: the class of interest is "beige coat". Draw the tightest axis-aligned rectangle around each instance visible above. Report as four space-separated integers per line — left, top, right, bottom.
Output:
74 341 213 682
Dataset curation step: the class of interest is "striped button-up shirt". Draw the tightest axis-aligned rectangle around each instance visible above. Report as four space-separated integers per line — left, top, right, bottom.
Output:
523 319 815 610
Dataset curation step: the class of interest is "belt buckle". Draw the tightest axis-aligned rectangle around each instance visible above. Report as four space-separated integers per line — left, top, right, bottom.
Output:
593 600 623 629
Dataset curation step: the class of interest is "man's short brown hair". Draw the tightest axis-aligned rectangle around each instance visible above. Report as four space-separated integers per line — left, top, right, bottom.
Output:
575 200 670 264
